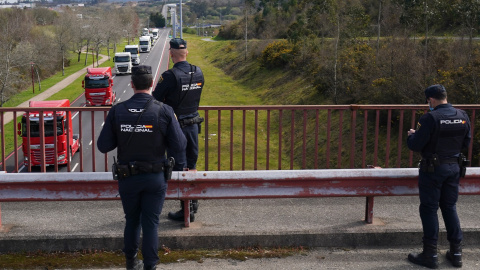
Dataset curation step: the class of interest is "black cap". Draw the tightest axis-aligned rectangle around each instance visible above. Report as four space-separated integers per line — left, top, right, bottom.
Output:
132 65 152 75
424 84 446 102
170 38 187 49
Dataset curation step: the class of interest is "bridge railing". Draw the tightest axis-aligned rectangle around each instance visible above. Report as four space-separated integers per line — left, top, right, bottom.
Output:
0 105 478 172
1 168 480 228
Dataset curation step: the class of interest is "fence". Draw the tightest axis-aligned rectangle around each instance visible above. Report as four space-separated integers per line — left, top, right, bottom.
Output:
0 105 478 173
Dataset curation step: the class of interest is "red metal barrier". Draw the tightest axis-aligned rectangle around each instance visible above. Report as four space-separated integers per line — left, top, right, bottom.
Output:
1 169 480 228
1 105 479 172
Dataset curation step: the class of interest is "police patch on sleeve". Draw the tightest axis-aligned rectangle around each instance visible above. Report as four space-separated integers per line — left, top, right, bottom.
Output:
158 75 163 84
416 122 421 130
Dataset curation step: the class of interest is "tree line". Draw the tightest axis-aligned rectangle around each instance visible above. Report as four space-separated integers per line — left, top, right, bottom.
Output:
0 6 139 106
217 0 480 105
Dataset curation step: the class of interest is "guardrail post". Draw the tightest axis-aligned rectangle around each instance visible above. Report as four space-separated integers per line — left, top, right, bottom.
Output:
365 196 374 224
183 200 191 228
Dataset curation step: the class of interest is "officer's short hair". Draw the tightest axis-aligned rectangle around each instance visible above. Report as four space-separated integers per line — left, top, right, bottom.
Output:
131 65 153 90
425 84 447 102
170 38 187 49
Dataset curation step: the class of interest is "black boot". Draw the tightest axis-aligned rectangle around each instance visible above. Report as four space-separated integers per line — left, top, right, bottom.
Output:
408 243 439 269
143 265 156 270
126 254 143 270
446 242 462 267
168 200 195 222
191 200 199 213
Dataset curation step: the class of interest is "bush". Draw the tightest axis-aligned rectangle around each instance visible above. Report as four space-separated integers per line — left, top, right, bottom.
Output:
260 40 295 68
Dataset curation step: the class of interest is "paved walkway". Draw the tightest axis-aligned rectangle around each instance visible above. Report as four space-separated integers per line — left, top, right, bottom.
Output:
0 196 479 269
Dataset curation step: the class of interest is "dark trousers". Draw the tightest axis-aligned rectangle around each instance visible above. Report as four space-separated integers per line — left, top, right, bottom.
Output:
181 122 199 169
119 172 167 267
418 163 463 246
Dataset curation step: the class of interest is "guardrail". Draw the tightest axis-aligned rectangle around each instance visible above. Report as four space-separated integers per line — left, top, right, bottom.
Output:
0 105 479 172
1 168 480 228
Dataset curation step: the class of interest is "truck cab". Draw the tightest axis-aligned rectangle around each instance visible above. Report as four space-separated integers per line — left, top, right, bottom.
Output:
152 29 159 41
139 36 151 53
124 45 140 65
142 28 149 36
18 99 81 167
83 67 116 106
114 52 132 75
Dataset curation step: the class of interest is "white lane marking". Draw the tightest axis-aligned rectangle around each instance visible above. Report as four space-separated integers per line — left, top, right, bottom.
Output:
89 140 92 146
72 163 78 171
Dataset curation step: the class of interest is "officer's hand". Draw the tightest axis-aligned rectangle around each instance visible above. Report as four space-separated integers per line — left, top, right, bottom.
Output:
407 129 415 136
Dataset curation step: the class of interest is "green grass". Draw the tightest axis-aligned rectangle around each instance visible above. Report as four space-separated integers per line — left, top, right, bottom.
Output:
181 34 293 170
0 247 306 269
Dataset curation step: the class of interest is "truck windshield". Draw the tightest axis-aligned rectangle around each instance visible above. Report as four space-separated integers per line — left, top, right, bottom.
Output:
139 41 149 45
21 117 64 137
125 48 139 54
115 56 130 62
85 77 109 88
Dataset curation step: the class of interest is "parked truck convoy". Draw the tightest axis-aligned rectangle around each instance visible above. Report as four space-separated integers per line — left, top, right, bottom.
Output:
139 36 151 53
124 45 140 65
83 67 116 106
114 52 132 75
18 99 81 167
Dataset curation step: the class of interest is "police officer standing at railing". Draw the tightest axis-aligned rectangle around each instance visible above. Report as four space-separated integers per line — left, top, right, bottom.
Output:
407 84 471 269
97 65 186 270
153 38 204 222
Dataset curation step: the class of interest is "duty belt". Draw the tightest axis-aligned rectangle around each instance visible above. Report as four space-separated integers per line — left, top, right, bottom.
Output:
116 161 164 179
178 116 204 128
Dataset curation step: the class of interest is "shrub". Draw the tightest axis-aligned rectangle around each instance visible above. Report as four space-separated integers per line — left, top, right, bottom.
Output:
260 40 294 68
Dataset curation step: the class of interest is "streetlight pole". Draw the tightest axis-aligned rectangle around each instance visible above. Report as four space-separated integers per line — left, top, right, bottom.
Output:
179 0 183 39
30 62 35 94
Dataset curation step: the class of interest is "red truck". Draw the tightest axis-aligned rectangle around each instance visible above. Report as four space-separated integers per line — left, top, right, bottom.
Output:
18 99 81 166
83 67 116 106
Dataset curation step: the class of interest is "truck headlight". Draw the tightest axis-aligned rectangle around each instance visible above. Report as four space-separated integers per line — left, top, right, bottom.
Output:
58 154 65 161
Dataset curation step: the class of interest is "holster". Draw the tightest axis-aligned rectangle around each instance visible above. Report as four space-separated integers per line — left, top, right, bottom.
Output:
164 157 175 181
459 153 470 178
419 154 439 173
179 116 204 133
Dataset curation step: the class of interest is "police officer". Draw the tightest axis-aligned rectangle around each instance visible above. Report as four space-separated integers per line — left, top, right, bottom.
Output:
97 65 186 270
407 84 471 269
153 38 204 222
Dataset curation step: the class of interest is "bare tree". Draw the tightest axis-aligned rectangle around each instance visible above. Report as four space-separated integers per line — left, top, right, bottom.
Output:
102 9 123 60
0 9 33 106
53 9 76 76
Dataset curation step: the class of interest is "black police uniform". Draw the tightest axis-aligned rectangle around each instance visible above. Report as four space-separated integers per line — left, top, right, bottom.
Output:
408 103 470 245
407 93 471 268
153 39 204 222
153 60 204 169
97 92 186 269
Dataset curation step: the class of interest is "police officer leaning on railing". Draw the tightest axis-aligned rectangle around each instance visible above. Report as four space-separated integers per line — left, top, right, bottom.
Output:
97 65 186 270
153 38 204 222
407 84 471 269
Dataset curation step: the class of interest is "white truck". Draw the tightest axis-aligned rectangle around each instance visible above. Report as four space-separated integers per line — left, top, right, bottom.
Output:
114 52 132 75
139 36 151 53
124 45 140 65
152 29 159 41
142 28 149 36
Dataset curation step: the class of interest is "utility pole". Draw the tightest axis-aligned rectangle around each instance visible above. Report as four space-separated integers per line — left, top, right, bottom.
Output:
179 0 183 39
31 62 35 94
172 10 177 38
245 0 248 60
